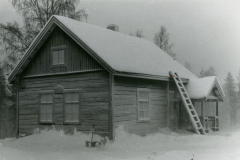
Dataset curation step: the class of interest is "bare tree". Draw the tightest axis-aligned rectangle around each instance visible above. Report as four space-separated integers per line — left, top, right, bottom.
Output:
0 0 88 72
0 67 8 138
154 26 175 58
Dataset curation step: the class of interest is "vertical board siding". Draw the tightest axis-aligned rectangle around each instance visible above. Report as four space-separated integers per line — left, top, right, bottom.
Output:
113 76 168 136
18 71 109 135
22 26 104 77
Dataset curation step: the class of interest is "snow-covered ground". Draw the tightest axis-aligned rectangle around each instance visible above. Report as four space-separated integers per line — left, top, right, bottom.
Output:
0 126 240 160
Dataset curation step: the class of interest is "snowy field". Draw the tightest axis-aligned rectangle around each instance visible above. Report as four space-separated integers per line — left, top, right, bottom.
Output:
0 126 240 160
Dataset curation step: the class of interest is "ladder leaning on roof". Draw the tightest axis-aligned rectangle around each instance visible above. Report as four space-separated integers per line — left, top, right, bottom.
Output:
169 72 205 135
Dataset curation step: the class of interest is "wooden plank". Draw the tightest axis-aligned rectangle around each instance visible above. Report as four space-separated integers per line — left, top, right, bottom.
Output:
82 92 109 98
114 115 137 122
19 119 38 125
19 115 38 120
21 70 108 83
19 104 38 109
19 100 38 106
19 109 38 115
82 109 108 115
150 101 167 106
114 105 137 114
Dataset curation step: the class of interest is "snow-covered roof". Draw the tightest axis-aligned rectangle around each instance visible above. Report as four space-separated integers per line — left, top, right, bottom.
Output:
185 76 225 101
8 15 197 83
8 16 225 101
54 16 197 79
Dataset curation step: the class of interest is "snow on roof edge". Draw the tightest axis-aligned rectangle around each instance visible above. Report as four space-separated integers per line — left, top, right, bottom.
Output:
186 76 225 101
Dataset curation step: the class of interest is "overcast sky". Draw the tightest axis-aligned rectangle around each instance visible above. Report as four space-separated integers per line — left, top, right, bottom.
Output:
0 0 240 84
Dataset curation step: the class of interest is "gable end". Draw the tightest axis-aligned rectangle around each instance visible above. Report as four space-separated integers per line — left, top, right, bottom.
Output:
8 16 113 83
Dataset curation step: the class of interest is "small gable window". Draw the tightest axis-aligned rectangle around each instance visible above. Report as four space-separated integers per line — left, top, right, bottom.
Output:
52 46 66 66
137 88 150 122
39 91 54 123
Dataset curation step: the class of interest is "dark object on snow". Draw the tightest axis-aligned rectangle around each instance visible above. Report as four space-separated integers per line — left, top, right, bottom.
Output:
191 154 194 160
98 132 107 146
85 124 98 147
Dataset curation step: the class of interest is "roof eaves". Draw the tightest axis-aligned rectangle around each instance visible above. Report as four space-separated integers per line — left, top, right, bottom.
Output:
114 71 189 83
8 17 56 83
205 77 225 102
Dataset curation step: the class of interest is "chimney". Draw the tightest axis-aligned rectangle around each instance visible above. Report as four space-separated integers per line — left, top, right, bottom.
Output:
107 24 119 32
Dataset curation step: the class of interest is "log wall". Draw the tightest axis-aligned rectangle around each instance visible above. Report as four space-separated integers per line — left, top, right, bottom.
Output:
113 76 168 136
18 71 109 135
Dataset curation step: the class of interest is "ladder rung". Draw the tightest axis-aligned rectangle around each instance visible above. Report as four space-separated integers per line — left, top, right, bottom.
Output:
171 71 205 135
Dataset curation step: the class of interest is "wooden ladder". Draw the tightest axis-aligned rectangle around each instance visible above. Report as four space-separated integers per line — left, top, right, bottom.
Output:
169 72 205 135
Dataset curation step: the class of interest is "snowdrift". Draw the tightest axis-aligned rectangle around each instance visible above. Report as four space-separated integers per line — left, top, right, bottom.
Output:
0 126 240 160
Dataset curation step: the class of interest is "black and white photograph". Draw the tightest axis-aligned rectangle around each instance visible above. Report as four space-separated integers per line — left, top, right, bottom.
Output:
0 0 239 159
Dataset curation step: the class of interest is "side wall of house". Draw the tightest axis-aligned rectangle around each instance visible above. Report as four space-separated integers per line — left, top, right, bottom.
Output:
18 71 109 135
112 76 168 136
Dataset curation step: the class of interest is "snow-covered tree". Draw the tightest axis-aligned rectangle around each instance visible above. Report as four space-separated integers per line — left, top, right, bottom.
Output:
154 26 175 58
237 69 240 102
224 72 238 126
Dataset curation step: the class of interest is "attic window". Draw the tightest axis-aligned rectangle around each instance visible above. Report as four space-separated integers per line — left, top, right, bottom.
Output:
52 46 66 66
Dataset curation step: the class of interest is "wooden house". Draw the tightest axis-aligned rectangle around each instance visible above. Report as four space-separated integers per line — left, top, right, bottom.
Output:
8 16 225 139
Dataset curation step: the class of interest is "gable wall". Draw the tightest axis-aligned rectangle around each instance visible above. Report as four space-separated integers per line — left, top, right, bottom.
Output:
112 76 168 136
18 71 109 135
22 26 104 77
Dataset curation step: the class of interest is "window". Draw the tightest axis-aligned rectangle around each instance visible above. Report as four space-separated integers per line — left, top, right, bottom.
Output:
53 50 64 65
39 91 54 123
64 90 81 123
137 88 150 122
52 46 66 66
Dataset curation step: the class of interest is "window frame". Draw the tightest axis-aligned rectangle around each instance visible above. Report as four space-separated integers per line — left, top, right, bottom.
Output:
38 90 55 124
51 45 67 67
137 88 150 123
63 89 82 124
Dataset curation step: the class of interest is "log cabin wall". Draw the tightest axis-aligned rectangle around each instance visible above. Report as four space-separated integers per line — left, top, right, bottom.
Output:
19 71 109 135
18 26 109 135
113 76 168 136
168 81 179 130
21 26 104 77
